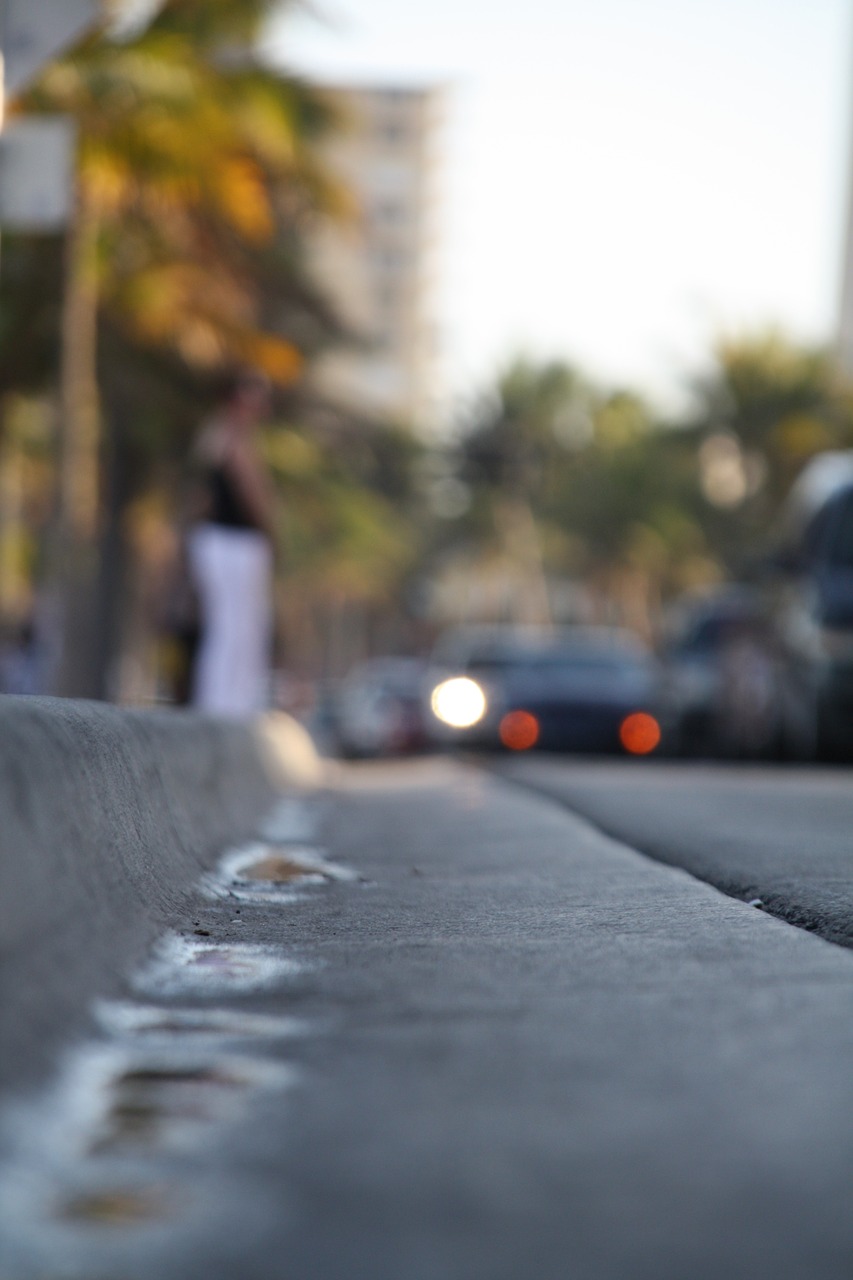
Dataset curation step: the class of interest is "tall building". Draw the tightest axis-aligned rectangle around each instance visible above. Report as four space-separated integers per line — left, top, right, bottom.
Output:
307 85 443 431
839 70 853 378
840 184 853 377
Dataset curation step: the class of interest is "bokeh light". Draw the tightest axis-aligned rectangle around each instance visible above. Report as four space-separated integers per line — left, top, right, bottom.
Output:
499 710 540 752
619 712 661 756
431 677 487 729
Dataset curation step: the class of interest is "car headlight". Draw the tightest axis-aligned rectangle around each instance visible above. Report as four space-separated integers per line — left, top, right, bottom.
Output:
430 677 488 728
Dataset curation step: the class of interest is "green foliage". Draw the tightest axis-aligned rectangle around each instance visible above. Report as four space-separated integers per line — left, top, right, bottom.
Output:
461 356 592 494
0 2 421 688
0 236 64 397
16 10 344 385
266 422 421 600
151 0 290 49
456 357 659 567
684 331 853 573
5 4 853 659
0 0 353 433
440 336 853 627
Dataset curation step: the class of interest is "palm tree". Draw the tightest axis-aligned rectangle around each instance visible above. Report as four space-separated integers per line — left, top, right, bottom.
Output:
14 1 346 694
684 332 853 575
461 358 593 624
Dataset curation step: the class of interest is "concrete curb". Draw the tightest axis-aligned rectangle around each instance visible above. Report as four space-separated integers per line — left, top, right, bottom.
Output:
0 697 322 1093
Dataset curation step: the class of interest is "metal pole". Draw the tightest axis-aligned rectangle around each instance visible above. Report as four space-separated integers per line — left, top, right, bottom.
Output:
0 0 7 636
0 0 7 284
0 0 7 109
837 1 853 377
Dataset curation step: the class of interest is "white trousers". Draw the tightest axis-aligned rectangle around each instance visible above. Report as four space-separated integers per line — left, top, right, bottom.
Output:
188 523 273 717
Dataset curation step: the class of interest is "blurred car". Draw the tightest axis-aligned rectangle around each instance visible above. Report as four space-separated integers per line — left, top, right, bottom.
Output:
426 626 662 755
766 452 853 759
334 658 430 758
658 588 781 758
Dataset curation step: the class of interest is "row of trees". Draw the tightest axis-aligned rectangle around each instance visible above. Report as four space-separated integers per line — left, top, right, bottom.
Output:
0 0 424 696
2 3 852 696
424 335 853 639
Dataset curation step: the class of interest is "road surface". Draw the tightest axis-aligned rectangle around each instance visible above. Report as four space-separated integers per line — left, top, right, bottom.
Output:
2 755 853 1280
498 755 853 947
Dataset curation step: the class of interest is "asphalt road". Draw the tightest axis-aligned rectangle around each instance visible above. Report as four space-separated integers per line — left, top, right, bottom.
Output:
5 756 853 1280
495 755 853 947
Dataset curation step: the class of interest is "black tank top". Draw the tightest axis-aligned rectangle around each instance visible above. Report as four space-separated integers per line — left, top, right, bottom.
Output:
207 464 261 531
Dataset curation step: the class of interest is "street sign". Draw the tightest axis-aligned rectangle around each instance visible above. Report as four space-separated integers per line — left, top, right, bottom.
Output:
0 116 74 229
2 1 103 98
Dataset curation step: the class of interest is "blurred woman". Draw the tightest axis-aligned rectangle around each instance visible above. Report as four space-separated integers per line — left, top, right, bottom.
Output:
188 372 276 716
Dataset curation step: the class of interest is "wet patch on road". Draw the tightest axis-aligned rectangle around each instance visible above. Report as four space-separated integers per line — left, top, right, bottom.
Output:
95 1000 307 1044
203 841 358 905
0 1036 297 1273
87 1052 294 1158
133 934 306 999
57 1181 180 1227
0 785 357 1278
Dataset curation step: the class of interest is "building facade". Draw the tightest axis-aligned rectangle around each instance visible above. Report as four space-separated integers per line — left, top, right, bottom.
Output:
308 85 443 431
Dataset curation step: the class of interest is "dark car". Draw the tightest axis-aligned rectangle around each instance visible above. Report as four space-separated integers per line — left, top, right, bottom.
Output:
658 588 781 758
767 452 853 759
426 626 662 754
334 657 430 758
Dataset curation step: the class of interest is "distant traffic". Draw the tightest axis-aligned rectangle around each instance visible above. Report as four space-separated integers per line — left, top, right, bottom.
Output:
319 452 853 765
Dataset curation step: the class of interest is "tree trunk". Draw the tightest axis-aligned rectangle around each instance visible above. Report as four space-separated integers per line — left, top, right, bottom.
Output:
495 493 552 627
53 185 104 697
60 190 100 546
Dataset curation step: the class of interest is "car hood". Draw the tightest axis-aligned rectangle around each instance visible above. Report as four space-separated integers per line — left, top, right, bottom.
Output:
500 667 657 707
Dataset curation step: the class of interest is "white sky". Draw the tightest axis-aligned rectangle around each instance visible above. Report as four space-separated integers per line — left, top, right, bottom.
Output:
268 0 853 411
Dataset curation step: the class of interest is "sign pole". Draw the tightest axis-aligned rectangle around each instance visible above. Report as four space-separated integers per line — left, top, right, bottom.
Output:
1 0 8 282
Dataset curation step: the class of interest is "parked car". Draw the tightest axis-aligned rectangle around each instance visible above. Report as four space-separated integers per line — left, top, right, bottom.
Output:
334 658 430 759
767 452 853 759
658 588 781 758
426 626 662 754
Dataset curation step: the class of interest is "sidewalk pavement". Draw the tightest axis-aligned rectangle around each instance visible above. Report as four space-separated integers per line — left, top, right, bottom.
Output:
245 758 853 1280
3 747 853 1279
0 698 319 1097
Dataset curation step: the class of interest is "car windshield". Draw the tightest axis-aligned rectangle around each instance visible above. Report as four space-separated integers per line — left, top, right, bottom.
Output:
826 494 853 569
677 615 747 654
467 648 649 678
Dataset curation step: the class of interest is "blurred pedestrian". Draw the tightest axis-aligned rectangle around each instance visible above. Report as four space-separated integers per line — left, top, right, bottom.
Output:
0 618 40 694
187 371 276 716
